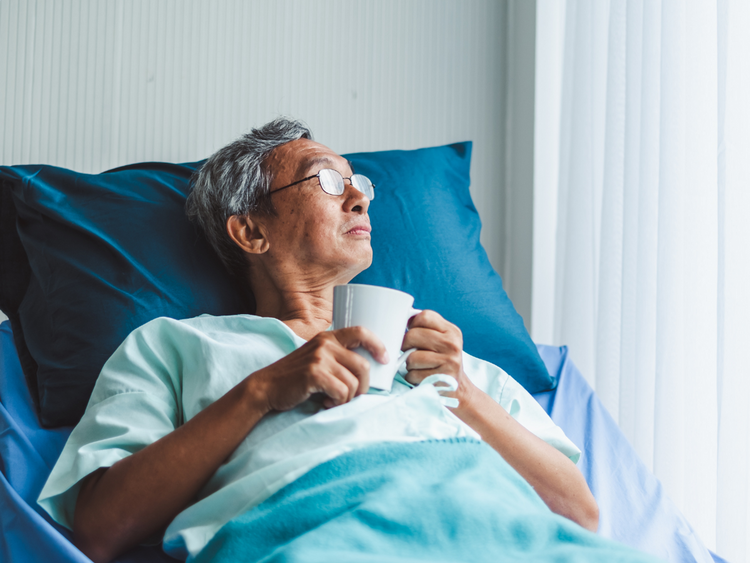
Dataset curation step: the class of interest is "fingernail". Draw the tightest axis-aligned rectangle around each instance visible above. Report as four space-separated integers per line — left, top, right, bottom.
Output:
382 351 390 364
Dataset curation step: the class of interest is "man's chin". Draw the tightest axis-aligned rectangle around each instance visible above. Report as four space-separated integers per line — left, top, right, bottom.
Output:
342 253 373 282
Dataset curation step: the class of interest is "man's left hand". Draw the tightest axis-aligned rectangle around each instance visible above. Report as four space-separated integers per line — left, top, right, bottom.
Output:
400 310 477 408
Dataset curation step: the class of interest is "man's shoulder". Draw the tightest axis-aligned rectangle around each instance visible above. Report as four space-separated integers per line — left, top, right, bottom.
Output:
130 313 300 346
135 313 261 335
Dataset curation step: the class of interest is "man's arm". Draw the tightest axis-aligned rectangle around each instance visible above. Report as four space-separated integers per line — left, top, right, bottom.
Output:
73 375 267 563
402 311 599 532
450 385 599 532
73 327 388 563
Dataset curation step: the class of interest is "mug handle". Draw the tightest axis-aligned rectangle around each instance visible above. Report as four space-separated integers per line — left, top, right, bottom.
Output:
395 347 416 377
395 308 422 376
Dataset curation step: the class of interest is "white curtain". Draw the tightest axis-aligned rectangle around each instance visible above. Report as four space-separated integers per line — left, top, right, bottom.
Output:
533 1 750 561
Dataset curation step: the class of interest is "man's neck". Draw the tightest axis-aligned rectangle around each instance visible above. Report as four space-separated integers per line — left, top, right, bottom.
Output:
248 266 339 341
262 291 333 341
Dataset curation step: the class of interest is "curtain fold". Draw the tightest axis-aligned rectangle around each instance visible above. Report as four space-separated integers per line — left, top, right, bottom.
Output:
716 0 750 555
535 0 750 559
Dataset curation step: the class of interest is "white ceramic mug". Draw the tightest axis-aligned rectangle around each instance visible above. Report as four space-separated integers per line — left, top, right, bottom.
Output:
332 284 420 390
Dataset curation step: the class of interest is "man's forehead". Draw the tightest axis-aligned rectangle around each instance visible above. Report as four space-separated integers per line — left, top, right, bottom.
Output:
292 145 349 173
267 139 351 184
297 155 349 175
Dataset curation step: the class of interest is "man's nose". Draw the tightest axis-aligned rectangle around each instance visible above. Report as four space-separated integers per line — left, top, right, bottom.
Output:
343 181 370 213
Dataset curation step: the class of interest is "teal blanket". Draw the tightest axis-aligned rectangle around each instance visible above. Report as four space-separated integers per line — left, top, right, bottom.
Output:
196 438 661 563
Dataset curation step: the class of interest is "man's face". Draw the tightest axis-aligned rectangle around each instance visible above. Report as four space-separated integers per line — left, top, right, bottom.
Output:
258 138 373 281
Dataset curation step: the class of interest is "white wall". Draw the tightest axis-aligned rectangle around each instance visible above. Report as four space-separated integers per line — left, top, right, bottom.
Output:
0 0 537 328
502 0 536 331
531 0 565 344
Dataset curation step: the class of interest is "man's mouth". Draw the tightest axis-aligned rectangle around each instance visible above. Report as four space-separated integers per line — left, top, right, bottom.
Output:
344 223 371 235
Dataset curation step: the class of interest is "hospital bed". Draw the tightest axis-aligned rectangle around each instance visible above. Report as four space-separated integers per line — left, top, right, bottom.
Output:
0 142 724 562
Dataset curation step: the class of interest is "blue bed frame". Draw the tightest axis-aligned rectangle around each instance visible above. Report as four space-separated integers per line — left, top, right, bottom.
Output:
0 321 723 563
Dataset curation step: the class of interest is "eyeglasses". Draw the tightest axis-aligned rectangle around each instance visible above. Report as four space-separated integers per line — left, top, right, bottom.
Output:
271 169 375 200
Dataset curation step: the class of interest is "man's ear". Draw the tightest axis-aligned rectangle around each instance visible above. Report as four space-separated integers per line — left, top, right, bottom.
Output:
227 215 270 255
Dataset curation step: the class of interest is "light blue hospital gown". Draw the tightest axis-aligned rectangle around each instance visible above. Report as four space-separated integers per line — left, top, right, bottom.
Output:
38 314 580 561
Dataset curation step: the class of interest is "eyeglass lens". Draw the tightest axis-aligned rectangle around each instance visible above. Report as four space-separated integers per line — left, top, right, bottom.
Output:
351 175 375 200
318 169 374 200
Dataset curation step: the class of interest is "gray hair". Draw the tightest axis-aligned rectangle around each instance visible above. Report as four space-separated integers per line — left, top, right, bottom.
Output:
186 117 313 277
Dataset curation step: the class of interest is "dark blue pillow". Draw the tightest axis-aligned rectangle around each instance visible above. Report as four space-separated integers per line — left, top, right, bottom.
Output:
0 143 552 428
0 163 249 427
348 142 553 394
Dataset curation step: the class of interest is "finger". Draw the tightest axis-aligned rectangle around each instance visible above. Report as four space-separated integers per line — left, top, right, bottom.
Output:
404 367 460 387
406 310 451 331
402 327 460 355
314 370 353 407
404 350 446 372
333 326 389 364
310 350 362 403
404 348 462 382
332 347 371 396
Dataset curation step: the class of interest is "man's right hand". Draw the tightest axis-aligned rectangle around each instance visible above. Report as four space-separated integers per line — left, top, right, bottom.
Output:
248 326 389 412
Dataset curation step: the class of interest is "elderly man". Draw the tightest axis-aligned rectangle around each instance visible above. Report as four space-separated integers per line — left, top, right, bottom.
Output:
39 118 662 563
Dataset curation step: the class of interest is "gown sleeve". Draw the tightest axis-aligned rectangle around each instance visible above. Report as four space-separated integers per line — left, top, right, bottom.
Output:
462 351 581 463
37 317 185 530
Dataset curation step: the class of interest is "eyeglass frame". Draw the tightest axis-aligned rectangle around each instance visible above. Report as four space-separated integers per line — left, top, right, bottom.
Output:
270 168 376 200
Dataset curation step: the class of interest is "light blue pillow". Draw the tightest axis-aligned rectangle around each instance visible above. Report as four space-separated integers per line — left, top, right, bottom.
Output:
348 142 553 393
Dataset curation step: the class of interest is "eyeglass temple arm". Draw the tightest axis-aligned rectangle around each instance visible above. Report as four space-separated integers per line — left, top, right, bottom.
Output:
273 173 319 194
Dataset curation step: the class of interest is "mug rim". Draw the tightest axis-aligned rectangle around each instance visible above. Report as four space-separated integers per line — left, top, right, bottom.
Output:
336 283 412 299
